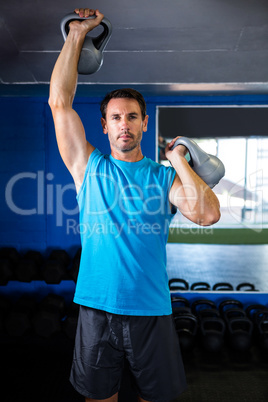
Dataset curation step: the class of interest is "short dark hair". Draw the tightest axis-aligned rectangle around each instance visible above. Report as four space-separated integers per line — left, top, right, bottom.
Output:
100 88 147 120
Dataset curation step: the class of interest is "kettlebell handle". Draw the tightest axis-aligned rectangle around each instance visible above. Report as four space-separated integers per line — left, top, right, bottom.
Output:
60 12 112 74
61 13 112 52
171 137 225 188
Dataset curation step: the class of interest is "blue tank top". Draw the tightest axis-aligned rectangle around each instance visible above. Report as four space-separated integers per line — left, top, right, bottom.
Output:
74 148 176 316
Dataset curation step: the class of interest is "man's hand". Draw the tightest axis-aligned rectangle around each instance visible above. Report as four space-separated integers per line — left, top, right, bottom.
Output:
69 8 104 37
165 136 188 162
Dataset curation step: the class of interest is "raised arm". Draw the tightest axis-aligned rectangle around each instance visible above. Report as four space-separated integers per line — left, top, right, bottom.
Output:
48 8 103 191
166 137 221 226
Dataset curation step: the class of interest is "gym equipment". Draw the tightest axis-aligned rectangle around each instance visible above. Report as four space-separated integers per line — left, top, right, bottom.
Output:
42 250 69 284
219 299 244 315
5 296 36 337
61 12 112 74
0 247 20 266
0 297 12 334
32 293 66 338
246 304 268 352
236 282 258 291
254 309 268 352
190 282 211 291
171 296 191 314
246 304 267 319
14 259 39 282
42 249 71 283
212 282 234 291
49 249 70 267
169 278 189 291
192 298 218 316
62 302 79 340
0 259 14 285
14 250 44 282
219 299 253 351
192 299 225 353
42 259 67 284
171 298 198 352
23 250 43 266
171 137 225 188
0 247 20 285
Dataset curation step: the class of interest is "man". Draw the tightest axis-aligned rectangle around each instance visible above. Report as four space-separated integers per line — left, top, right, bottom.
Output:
49 8 221 402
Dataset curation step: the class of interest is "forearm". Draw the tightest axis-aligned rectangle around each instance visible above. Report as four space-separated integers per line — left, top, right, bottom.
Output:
169 152 221 225
49 31 85 109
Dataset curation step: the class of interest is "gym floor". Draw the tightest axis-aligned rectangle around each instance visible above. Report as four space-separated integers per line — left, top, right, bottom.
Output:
1 333 268 402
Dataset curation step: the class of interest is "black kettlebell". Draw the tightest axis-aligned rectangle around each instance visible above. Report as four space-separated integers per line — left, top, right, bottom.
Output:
171 297 198 352
219 300 253 351
61 12 113 74
169 278 189 291
190 282 211 291
246 304 268 352
173 313 198 353
255 309 268 352
191 299 225 353
171 137 225 188
212 282 234 291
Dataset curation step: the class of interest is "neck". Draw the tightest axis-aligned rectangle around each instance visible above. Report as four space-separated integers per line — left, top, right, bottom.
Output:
111 146 144 162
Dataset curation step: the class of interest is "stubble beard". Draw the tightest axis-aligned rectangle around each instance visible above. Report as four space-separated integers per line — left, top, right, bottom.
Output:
112 130 143 153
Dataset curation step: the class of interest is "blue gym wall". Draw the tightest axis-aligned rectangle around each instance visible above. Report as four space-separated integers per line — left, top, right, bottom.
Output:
1 92 268 256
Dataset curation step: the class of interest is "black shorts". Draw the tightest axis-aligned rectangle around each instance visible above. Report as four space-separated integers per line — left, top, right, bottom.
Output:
69 306 187 401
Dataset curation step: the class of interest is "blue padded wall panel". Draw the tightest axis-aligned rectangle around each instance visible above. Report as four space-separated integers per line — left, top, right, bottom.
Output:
0 98 46 252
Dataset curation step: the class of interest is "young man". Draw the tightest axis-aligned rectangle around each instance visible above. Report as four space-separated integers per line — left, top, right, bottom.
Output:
49 8 221 402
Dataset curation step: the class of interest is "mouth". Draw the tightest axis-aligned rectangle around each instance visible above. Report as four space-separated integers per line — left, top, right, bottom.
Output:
119 134 133 140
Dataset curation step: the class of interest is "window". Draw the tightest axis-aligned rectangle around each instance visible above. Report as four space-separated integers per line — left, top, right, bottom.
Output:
157 106 268 229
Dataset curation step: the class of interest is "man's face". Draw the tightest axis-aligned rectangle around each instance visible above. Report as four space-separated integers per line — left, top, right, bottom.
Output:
101 98 148 153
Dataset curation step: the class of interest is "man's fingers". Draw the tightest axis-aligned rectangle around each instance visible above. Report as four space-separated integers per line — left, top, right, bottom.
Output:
74 8 101 19
94 9 104 23
168 137 180 149
71 8 104 33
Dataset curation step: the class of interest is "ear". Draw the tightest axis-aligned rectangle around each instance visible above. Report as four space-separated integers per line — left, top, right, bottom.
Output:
101 117 108 134
142 115 149 133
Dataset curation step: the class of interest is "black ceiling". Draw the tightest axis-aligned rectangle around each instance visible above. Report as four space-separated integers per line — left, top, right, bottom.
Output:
1 0 268 96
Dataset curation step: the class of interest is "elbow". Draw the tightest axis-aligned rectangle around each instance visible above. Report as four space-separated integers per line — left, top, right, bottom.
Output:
48 93 59 111
200 208 221 227
48 86 74 111
48 95 65 111
48 96 73 116
48 96 55 111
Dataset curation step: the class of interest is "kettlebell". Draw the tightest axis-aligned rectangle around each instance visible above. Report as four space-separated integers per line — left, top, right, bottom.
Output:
169 278 189 291
171 137 225 188
61 12 112 74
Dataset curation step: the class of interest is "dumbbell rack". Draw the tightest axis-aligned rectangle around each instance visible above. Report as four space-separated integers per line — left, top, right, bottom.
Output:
0 247 81 340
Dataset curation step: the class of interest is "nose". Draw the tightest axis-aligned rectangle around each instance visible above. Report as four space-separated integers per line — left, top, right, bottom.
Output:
120 116 129 131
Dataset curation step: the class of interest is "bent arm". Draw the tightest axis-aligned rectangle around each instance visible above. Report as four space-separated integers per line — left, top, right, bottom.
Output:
167 139 221 226
48 9 103 190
